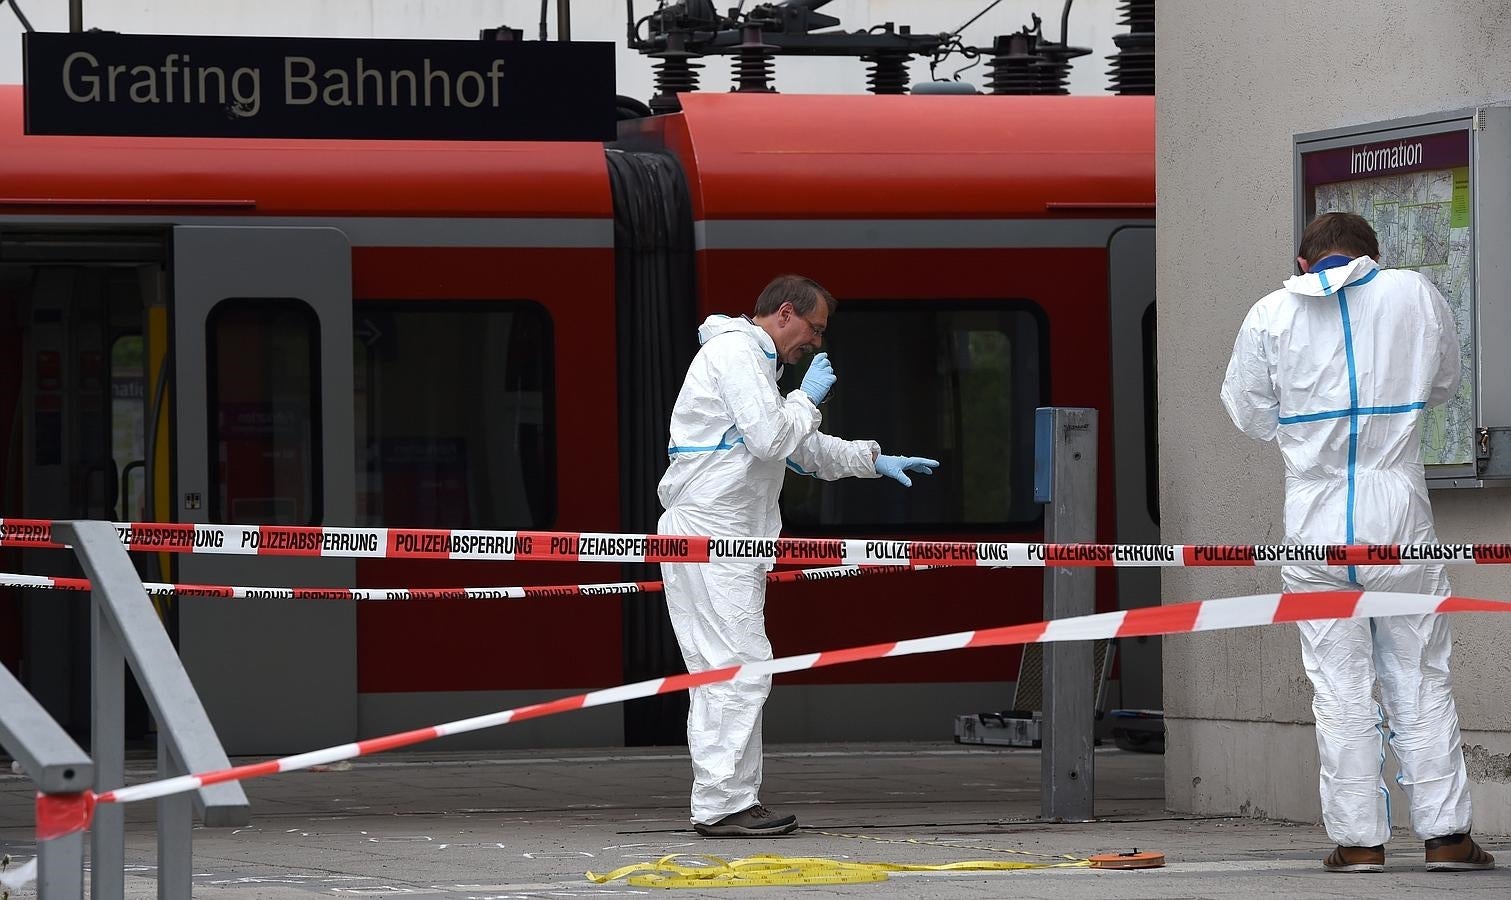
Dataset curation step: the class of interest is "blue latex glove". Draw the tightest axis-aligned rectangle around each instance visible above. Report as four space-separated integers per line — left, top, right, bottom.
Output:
875 455 939 487
799 352 837 404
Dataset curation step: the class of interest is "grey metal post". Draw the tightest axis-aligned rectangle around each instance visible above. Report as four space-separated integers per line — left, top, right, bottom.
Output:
156 741 192 900
557 0 572 40
69 0 83 32
1034 407 1097 822
37 830 85 900
1 662 91 900
91 599 125 900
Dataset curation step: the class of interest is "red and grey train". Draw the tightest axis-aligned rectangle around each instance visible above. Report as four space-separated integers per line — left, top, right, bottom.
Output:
0 85 1156 754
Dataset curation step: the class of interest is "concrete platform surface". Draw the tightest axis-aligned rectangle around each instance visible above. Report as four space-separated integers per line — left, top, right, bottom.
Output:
2 742 1507 898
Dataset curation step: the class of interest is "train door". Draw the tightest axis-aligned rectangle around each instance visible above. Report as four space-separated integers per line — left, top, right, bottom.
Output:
1108 225 1161 709
0 230 163 738
171 225 356 755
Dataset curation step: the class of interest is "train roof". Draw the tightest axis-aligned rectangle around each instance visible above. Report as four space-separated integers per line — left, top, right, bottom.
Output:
0 84 610 218
639 92 1155 220
0 86 1154 222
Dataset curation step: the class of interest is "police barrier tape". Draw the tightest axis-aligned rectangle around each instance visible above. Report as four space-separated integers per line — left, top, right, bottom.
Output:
0 563 920 602
29 589 1511 839
3 518 1511 567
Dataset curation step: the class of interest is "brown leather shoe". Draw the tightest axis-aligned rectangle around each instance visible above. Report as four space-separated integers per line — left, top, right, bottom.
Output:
1425 832 1495 871
693 804 798 837
1323 844 1385 873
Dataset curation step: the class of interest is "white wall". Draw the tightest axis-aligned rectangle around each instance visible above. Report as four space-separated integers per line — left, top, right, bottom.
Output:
0 1 1129 97
1159 0 1511 834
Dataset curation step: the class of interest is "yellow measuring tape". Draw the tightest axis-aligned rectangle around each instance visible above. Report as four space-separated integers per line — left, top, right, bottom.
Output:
586 852 1088 889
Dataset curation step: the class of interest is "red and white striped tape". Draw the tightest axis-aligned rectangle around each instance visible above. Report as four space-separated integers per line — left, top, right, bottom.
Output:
65 590 1509 812
3 518 1509 567
0 563 918 602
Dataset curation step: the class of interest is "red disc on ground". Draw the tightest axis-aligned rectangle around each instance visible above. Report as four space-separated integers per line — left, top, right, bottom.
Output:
1088 850 1166 869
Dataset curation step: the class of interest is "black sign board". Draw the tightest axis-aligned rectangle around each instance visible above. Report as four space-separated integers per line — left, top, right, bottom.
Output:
23 32 617 141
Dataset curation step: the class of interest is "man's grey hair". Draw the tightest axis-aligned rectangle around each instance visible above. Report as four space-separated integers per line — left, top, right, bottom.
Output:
753 274 837 317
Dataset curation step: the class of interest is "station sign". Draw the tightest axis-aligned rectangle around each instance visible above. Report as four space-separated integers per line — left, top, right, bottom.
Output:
22 31 617 141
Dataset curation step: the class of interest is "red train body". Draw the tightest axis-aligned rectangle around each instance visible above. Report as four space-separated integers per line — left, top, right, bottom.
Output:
0 86 1156 752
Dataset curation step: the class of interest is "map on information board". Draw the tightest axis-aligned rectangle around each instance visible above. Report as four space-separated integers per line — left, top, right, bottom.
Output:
1303 131 1475 468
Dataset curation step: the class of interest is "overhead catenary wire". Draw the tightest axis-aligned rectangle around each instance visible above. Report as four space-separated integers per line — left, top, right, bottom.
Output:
2 0 35 33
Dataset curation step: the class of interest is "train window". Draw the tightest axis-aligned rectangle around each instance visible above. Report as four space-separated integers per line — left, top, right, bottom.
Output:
353 303 553 528
206 299 321 525
778 303 1046 530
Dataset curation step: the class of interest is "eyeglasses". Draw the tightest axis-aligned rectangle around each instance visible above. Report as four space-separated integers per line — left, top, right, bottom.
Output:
799 314 827 339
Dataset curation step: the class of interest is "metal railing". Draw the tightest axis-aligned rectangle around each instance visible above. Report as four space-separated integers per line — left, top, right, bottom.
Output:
1 520 250 899
1 655 91 897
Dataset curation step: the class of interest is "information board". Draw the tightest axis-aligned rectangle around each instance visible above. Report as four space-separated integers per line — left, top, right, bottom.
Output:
1300 130 1475 467
1295 108 1511 487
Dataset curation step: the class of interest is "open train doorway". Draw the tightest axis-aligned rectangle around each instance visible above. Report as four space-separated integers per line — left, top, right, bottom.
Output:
0 228 168 740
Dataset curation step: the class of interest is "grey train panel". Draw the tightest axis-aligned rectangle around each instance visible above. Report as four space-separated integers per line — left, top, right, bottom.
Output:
172 226 356 755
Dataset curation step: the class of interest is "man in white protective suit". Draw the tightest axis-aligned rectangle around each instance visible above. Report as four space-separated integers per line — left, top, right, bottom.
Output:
1221 212 1493 873
657 274 939 836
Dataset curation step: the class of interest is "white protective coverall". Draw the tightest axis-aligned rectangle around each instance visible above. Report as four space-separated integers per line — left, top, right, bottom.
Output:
1220 254 1471 847
658 314 880 825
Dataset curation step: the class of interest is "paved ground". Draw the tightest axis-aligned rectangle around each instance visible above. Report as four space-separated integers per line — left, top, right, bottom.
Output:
2 743 1507 898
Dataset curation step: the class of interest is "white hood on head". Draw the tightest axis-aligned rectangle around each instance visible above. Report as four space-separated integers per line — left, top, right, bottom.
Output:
697 314 767 345
696 314 780 370
1283 256 1378 297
